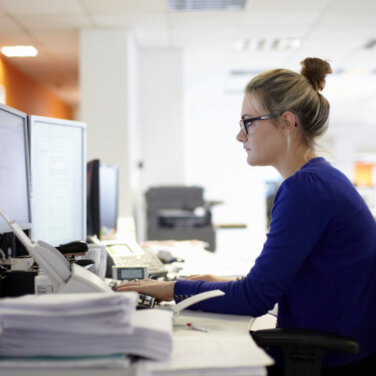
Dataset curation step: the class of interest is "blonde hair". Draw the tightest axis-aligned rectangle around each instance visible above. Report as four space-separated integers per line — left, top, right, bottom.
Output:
245 57 332 146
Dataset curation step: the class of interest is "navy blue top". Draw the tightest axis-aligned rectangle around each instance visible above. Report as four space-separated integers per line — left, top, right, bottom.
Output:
174 157 376 366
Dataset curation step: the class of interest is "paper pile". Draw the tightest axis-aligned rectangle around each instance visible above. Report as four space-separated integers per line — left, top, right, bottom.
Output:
0 292 173 362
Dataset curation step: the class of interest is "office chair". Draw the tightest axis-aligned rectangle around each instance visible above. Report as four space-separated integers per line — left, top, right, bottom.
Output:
250 327 359 376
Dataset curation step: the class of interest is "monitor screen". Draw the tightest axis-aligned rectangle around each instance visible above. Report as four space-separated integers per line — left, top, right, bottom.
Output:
29 116 86 246
99 163 119 235
0 103 32 234
87 160 118 238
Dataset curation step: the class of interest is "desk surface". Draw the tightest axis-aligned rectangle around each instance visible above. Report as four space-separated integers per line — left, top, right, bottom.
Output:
145 309 273 376
143 240 254 278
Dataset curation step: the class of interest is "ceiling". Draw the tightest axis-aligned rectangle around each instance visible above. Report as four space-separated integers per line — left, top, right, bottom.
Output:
0 0 375 109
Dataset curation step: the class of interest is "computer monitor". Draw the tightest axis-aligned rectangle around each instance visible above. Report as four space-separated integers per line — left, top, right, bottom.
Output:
87 159 100 237
0 103 32 234
99 163 119 235
87 159 118 238
28 116 86 246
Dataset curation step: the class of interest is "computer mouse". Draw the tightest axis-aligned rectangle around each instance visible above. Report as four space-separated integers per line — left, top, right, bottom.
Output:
56 241 88 254
157 250 175 263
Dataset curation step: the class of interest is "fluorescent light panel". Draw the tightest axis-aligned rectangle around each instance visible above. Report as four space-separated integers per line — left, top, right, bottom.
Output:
235 38 301 52
1 45 38 57
169 0 247 11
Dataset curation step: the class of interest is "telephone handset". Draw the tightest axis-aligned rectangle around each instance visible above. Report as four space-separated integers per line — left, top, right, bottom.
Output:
101 239 167 280
0 209 113 294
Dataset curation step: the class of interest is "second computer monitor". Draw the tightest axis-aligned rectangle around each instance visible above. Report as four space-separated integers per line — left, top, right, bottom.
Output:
28 116 86 246
87 160 118 238
0 103 32 234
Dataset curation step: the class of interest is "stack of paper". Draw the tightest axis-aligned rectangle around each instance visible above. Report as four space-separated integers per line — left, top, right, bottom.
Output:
124 309 174 361
0 292 173 362
0 354 131 370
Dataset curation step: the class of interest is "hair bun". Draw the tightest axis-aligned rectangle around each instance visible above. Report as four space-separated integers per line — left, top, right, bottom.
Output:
300 57 332 91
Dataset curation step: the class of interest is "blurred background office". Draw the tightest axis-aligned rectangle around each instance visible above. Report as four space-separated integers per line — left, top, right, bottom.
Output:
0 0 375 261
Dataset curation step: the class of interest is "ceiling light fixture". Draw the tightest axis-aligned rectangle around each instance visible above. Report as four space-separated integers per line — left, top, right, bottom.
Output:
1 45 39 57
169 0 247 11
235 38 301 52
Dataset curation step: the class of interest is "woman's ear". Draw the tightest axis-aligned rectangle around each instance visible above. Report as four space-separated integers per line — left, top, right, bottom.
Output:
280 111 296 133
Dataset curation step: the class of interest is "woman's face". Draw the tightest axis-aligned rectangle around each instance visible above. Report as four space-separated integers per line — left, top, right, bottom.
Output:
236 94 285 167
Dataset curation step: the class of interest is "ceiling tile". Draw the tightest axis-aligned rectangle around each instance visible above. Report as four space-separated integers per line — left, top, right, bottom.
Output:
92 12 168 29
15 14 93 31
308 24 376 41
32 30 78 54
0 0 85 15
82 0 167 14
169 11 248 28
0 14 22 33
134 29 170 47
241 9 322 27
329 0 376 10
319 8 376 26
0 16 32 44
249 0 329 10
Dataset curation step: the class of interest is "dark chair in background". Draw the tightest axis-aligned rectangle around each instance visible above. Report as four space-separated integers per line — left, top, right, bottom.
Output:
250 327 359 376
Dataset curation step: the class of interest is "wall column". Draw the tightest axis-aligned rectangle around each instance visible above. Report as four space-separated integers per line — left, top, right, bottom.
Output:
79 29 139 219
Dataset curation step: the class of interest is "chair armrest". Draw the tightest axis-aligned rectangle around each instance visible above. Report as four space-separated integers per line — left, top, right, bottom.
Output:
250 328 359 354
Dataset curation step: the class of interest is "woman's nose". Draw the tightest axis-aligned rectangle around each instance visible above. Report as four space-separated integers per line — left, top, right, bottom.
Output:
236 129 247 142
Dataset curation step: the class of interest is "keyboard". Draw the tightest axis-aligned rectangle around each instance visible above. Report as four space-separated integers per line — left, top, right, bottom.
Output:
136 293 156 309
104 278 156 309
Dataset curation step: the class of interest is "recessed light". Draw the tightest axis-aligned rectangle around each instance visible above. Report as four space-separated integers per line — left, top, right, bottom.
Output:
169 0 247 11
235 38 300 52
1 45 39 57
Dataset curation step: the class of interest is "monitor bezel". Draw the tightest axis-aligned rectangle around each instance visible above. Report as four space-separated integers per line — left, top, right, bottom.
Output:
0 103 32 234
28 115 87 245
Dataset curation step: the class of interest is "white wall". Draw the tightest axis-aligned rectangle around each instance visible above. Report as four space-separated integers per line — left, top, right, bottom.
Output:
79 29 138 218
322 73 376 179
135 48 186 240
138 48 186 189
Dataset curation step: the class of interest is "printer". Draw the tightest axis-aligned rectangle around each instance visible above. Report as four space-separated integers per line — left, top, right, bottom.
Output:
145 186 217 251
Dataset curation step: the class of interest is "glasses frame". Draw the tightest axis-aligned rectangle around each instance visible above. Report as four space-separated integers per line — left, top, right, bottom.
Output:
239 114 278 135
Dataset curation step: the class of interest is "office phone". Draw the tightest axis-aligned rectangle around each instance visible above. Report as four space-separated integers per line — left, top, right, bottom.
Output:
101 239 167 280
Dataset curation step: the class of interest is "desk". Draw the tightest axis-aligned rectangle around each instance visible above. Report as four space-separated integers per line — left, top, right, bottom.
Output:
0 310 273 376
146 309 273 375
143 240 254 278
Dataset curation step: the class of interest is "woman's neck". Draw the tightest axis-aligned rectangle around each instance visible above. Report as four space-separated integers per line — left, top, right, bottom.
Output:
275 146 317 179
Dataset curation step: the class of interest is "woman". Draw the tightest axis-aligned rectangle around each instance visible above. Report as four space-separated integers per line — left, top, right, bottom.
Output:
116 58 376 373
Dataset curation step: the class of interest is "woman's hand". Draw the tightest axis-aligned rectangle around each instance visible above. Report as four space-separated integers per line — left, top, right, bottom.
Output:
114 278 176 302
184 274 236 282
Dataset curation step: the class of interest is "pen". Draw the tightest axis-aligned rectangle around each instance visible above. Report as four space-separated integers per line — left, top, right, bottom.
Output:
187 322 209 332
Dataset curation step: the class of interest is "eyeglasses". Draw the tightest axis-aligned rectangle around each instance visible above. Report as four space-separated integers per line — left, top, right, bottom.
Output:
239 114 277 135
